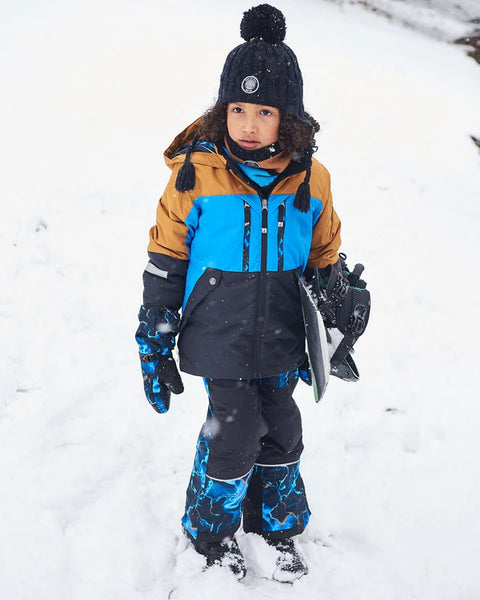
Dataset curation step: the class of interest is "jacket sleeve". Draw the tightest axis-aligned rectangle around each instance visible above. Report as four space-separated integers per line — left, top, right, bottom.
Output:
307 164 342 269
142 166 195 311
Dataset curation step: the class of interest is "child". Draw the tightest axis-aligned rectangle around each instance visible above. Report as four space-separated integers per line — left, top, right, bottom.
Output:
135 4 369 581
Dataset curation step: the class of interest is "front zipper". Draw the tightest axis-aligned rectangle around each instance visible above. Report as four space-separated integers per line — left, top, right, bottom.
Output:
223 161 294 377
253 194 270 376
260 197 268 271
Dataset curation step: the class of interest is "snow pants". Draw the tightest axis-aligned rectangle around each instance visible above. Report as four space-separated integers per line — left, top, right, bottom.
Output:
181 368 311 543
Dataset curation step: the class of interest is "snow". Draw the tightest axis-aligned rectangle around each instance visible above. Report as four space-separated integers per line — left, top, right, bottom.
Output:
1 0 480 598
332 0 480 41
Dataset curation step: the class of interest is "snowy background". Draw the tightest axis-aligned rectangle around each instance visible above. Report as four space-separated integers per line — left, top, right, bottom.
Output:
331 0 480 42
1 0 480 598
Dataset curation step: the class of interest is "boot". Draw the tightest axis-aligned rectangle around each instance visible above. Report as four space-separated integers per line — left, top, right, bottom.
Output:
193 536 247 579
267 537 308 583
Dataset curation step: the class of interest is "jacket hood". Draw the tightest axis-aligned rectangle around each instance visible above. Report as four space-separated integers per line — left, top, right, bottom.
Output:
164 118 313 212
164 118 226 171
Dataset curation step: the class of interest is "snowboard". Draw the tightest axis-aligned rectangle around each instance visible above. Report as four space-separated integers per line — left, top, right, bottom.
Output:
299 276 330 402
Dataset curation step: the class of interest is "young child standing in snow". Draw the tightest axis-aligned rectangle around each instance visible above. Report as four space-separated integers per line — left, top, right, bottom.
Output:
136 4 369 581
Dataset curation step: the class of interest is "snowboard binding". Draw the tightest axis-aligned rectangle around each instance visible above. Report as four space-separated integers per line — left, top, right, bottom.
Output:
304 253 371 382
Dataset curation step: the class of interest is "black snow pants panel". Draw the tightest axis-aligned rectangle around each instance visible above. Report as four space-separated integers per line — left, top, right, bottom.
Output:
204 369 304 480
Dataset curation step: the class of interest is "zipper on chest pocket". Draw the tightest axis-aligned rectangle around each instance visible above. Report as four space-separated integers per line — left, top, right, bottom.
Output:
243 201 251 272
277 201 285 271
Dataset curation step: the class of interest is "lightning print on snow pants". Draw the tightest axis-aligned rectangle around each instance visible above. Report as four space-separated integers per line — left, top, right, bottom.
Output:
181 436 252 542
243 463 310 539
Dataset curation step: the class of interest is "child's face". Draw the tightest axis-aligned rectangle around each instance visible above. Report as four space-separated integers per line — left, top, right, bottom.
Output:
227 102 281 151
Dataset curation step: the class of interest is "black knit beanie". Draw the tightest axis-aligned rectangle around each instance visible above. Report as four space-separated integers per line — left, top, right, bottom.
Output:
218 4 306 122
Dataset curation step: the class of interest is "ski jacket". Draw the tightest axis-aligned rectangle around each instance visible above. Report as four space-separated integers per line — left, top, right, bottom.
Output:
142 119 342 379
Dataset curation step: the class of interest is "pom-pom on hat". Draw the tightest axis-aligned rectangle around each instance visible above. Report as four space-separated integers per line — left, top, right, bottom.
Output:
218 4 306 121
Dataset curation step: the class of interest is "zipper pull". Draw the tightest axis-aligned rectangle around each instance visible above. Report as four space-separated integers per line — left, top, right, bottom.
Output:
261 197 268 234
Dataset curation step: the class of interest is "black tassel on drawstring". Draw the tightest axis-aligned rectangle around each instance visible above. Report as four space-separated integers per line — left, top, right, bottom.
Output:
293 148 313 213
175 134 199 192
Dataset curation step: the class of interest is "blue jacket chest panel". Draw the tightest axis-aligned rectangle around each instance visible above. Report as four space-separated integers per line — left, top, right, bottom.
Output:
183 193 323 306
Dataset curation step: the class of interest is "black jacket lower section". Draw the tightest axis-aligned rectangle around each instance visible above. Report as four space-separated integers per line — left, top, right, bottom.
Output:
178 268 305 379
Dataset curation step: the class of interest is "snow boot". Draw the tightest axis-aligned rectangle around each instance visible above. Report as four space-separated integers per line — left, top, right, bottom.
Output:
193 536 247 579
267 538 308 583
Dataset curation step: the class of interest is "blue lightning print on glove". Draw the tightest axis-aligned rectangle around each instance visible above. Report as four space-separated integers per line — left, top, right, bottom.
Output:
135 305 184 413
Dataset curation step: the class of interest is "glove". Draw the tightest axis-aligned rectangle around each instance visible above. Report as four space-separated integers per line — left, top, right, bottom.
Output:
139 353 184 413
298 353 312 386
135 305 184 413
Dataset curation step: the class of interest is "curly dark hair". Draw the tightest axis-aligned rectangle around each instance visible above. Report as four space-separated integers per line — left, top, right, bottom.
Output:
198 102 320 158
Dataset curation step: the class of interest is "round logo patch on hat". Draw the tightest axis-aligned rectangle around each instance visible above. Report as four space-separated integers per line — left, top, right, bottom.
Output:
241 75 260 94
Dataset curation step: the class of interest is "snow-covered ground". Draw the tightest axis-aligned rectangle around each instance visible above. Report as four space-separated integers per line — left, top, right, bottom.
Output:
332 0 480 41
1 1 480 598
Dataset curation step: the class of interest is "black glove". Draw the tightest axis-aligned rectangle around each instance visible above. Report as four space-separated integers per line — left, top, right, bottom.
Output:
298 353 312 386
135 305 184 413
